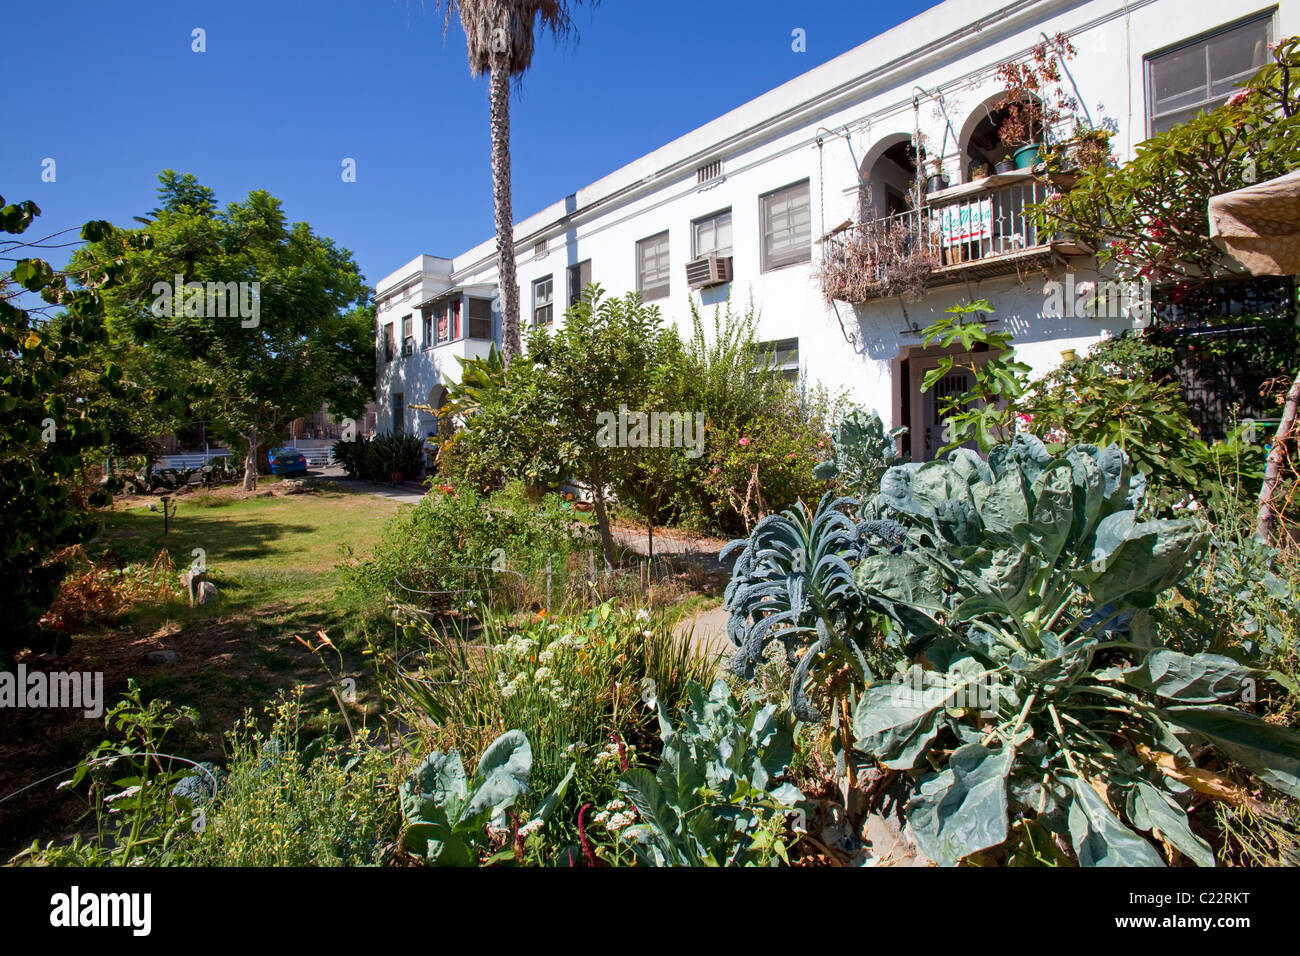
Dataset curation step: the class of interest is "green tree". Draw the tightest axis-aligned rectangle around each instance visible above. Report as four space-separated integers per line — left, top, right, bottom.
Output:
0 197 137 663
426 0 600 363
74 173 373 490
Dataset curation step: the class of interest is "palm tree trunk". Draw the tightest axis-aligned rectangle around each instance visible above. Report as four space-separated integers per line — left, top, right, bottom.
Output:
242 426 258 492
489 38 521 364
1256 366 1300 542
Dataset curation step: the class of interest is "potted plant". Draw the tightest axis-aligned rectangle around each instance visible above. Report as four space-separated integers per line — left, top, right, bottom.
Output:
993 34 1078 171
995 154 1017 175
1049 121 1115 173
970 160 991 181
925 155 949 192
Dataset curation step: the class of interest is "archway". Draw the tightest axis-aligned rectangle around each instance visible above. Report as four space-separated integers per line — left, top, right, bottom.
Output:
957 90 1043 181
857 133 920 223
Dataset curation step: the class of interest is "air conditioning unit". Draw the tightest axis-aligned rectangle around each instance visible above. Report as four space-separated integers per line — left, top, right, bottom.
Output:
685 254 733 289
401 341 415 357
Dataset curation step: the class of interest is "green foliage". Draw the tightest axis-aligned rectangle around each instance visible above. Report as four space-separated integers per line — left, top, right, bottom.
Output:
617 679 804 866
1034 36 1300 279
399 729 573 866
72 171 373 485
814 406 907 499
333 433 426 481
850 435 1300 866
342 483 592 612
14 680 202 866
721 493 907 721
392 600 719 851
1 199 134 662
189 694 398 866
919 300 1029 454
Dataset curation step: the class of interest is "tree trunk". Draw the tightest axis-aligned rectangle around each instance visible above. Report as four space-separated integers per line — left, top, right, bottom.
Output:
589 482 616 569
489 42 521 364
242 427 258 492
646 518 654 561
1256 367 1300 542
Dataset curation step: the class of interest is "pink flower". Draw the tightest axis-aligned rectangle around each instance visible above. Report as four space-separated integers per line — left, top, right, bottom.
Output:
1227 89 1250 107
738 436 750 447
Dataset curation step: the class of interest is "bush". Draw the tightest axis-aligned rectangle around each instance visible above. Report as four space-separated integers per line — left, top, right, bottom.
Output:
333 433 426 482
391 600 720 855
191 695 398 866
341 483 594 614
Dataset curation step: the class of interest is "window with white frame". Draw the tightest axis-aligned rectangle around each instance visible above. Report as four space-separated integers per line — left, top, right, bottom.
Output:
760 180 811 271
421 306 433 349
756 337 799 382
401 314 414 355
533 275 554 326
637 231 671 300
567 259 591 307
692 209 733 259
467 297 493 340
1146 13 1273 135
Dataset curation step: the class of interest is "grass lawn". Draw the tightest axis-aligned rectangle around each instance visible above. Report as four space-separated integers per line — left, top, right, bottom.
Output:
0 481 401 857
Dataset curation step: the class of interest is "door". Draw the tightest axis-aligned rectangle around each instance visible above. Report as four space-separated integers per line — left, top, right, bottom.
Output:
905 347 993 461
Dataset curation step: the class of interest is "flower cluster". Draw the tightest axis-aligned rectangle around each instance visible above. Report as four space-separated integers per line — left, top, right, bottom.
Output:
591 798 639 832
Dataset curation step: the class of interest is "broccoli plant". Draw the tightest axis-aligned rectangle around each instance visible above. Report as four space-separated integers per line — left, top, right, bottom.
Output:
850 435 1300 866
399 729 572 866
813 407 907 500
617 679 805 866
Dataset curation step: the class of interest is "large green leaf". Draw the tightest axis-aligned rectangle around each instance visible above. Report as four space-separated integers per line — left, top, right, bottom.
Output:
464 729 532 821
852 669 952 769
1162 705 1300 798
907 743 1013 866
1116 650 1261 704
1065 774 1165 867
1126 778 1214 867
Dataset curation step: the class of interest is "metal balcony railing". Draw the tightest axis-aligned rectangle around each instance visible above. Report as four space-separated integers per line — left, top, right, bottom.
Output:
819 173 1056 303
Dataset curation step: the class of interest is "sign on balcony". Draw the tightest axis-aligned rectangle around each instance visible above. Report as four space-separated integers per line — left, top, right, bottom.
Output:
940 199 993 248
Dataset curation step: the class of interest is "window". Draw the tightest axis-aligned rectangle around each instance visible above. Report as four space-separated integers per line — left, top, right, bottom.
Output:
468 297 493 340
383 322 394 363
692 209 733 259
393 392 405 434
637 231 671 300
567 259 592 307
401 314 414 356
1146 13 1273 135
756 337 799 383
533 276 554 326
421 307 433 349
435 299 461 345
761 180 811 270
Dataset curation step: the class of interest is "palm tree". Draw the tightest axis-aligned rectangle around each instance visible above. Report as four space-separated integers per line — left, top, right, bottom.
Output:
428 1 598 365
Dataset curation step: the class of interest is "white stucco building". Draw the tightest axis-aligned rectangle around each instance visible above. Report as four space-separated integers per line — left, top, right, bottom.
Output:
374 0 1290 460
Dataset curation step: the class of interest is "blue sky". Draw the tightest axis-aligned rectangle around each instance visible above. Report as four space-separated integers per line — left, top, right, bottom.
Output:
5 0 932 290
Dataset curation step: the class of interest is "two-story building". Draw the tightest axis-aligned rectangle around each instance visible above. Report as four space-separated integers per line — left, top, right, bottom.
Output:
374 0 1290 459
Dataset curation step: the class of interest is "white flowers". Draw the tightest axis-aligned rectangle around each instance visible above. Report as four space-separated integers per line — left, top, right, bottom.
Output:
635 608 650 622
592 798 638 832
518 818 544 839
534 666 553 682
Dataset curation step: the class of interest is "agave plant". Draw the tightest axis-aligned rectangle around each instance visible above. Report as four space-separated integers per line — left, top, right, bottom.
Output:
851 435 1300 866
720 492 906 721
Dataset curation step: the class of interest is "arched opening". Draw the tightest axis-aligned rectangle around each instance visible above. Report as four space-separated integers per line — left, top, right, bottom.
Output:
426 384 452 438
857 134 921 223
958 92 1044 181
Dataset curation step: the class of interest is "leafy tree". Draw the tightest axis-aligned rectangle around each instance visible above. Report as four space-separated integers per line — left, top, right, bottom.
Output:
0 197 137 663
425 0 600 364
920 300 1029 454
74 173 373 489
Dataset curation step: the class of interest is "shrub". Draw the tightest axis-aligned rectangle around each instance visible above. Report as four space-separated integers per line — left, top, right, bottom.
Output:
391 600 719 853
333 433 426 482
341 483 594 614
191 694 398 866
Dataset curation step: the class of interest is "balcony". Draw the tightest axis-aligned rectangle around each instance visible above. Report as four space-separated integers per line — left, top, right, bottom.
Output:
818 171 1065 304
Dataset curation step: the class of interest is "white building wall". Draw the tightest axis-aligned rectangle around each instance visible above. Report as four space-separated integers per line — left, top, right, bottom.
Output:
374 0 1295 449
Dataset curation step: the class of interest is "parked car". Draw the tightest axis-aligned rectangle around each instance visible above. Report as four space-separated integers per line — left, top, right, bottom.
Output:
269 447 309 476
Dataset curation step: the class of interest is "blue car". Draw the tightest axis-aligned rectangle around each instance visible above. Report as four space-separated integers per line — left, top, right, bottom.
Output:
269 447 309 476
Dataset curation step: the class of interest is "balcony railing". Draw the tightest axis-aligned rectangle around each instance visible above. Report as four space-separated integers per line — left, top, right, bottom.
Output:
818 172 1058 304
